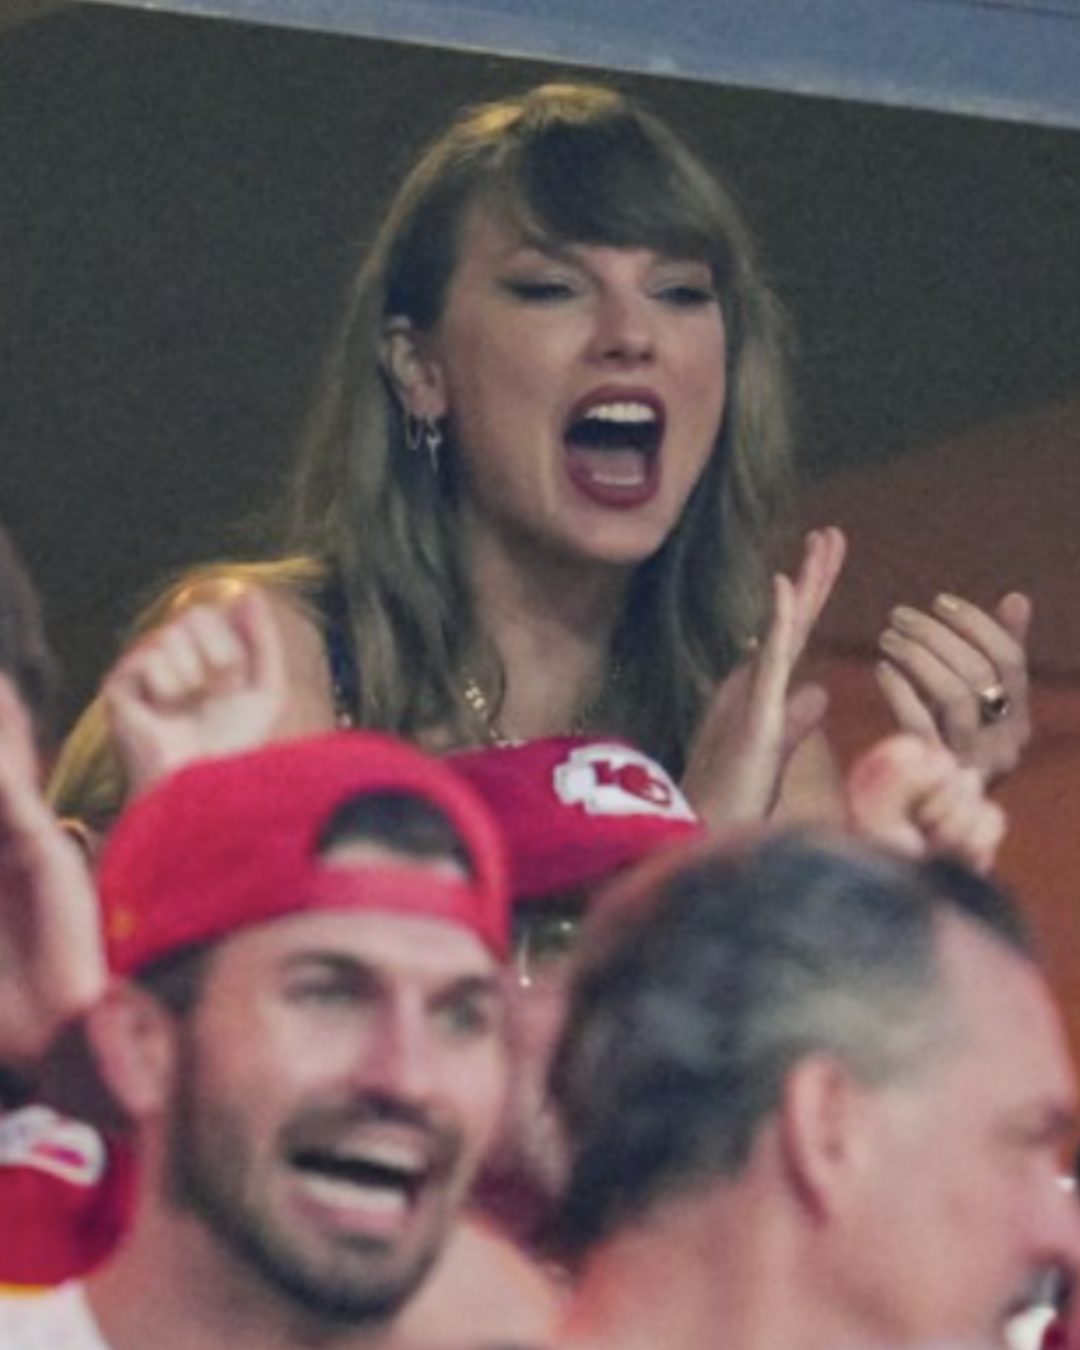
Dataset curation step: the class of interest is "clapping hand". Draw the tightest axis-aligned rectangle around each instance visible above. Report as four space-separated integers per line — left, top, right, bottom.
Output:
681 527 847 832
877 591 1032 785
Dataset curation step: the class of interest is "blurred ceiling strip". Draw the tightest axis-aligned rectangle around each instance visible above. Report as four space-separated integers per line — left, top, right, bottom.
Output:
76 0 1080 129
0 0 70 31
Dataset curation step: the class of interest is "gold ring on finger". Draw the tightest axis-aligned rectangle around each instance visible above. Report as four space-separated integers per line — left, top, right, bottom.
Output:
977 682 1011 726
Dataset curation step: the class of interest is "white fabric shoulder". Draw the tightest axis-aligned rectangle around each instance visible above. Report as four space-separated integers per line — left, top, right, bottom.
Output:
0 1283 110 1349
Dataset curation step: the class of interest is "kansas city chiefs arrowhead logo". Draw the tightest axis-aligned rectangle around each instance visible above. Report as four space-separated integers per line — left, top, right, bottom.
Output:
553 744 698 821
0 1106 107 1187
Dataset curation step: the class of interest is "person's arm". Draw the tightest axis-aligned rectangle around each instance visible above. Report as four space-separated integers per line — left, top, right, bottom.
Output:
0 675 105 1064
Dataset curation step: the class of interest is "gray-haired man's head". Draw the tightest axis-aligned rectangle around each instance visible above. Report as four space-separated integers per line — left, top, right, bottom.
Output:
552 832 1032 1253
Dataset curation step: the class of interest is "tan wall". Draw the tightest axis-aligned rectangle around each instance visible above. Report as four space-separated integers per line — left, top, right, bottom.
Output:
826 657 1080 1059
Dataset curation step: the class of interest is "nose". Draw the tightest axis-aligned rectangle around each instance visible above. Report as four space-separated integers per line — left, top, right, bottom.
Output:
355 1001 437 1106
587 287 656 366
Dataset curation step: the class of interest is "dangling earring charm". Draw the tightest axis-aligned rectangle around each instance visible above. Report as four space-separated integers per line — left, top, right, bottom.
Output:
405 412 444 475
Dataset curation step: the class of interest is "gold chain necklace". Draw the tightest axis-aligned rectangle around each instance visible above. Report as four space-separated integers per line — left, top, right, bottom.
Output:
462 663 622 748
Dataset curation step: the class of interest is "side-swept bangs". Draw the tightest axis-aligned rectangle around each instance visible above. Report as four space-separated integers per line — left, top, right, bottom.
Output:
384 85 742 337
487 105 736 285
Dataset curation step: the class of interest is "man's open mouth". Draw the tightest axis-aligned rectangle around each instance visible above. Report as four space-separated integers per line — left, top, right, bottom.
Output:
289 1138 432 1219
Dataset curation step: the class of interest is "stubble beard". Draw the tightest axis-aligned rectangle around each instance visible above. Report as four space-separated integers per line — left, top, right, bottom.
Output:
163 1062 453 1329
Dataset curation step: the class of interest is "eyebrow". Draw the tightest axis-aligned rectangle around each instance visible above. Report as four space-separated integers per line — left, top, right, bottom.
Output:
278 952 499 999
503 235 581 266
279 952 379 985
504 244 717 295
435 974 502 1004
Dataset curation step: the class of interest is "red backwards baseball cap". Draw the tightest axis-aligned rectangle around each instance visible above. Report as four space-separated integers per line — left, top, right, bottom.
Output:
100 731 510 974
449 737 702 902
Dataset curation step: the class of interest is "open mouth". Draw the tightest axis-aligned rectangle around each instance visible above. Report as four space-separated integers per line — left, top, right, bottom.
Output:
564 396 664 501
289 1140 430 1221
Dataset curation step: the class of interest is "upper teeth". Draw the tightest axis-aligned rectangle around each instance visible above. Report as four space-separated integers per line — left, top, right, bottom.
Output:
300 1174 408 1214
582 401 657 425
333 1140 424 1175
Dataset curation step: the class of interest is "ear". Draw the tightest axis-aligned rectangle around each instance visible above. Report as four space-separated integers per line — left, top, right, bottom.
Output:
84 982 182 1122
776 1053 872 1223
381 316 448 421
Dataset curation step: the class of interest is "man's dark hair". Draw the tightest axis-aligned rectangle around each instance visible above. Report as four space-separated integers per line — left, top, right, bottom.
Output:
0 526 58 744
551 831 1031 1257
136 789 473 1016
317 789 475 875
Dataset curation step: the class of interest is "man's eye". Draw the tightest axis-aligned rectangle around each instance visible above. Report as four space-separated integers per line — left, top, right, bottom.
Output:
438 997 497 1039
286 981 358 1008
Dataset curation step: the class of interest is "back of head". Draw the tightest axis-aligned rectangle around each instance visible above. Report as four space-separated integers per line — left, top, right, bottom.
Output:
552 830 1030 1255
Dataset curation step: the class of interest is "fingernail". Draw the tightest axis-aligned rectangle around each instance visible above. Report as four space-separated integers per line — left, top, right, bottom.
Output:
935 593 960 613
879 630 903 655
890 605 919 629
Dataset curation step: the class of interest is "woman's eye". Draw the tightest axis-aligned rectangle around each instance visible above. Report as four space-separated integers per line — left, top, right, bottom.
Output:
502 278 577 303
655 283 718 308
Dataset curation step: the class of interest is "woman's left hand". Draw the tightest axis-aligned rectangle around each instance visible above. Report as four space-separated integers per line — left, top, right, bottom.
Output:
876 591 1032 786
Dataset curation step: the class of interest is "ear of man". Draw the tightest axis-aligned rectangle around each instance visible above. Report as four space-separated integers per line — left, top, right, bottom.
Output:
776 1052 878 1225
381 317 448 421
84 983 183 1121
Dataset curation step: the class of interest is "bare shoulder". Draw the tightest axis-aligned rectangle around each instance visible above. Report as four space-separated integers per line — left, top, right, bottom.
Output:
401 1211 565 1350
